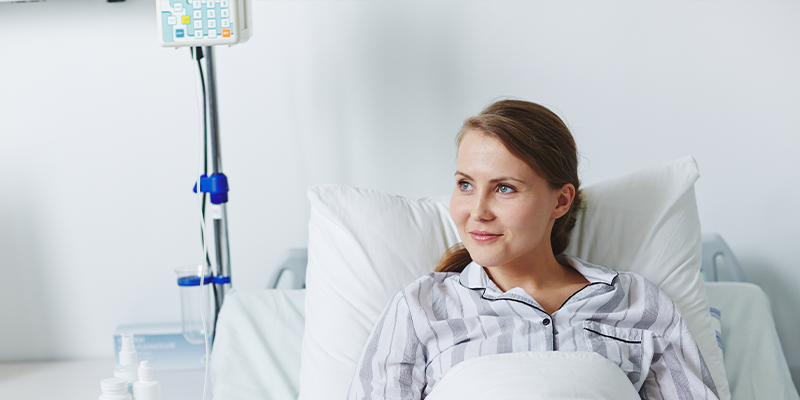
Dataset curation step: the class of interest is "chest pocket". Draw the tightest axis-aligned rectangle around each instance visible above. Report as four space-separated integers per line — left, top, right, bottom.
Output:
583 320 649 390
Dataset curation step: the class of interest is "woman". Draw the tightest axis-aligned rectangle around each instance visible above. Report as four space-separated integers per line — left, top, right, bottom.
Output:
347 100 719 400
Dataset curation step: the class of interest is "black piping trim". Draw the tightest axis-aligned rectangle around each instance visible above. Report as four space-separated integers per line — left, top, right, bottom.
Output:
457 266 488 291
458 262 620 306
471 288 557 350
476 288 548 315
584 328 642 344
467 277 617 316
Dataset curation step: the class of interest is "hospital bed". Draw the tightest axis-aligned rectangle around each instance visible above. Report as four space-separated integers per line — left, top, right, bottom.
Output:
209 158 799 400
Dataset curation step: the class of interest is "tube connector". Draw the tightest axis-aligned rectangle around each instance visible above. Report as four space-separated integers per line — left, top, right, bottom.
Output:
193 173 229 204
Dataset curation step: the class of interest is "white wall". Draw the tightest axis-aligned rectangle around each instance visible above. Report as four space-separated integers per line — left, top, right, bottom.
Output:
1 0 798 388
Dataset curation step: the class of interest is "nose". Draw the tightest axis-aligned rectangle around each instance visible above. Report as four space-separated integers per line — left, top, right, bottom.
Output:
470 193 495 222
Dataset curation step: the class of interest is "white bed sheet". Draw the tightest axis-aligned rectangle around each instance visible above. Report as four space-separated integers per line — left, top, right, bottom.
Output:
705 282 799 400
211 289 305 400
211 283 798 400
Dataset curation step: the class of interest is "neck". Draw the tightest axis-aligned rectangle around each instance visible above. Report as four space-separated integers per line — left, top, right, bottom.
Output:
483 250 590 316
485 252 570 293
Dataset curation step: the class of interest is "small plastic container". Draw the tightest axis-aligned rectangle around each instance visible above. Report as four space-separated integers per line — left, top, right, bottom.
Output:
113 333 138 394
99 377 132 400
175 265 215 345
133 360 162 400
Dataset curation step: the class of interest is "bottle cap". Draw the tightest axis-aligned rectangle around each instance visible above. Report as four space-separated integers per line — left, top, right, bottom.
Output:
119 333 138 366
138 360 153 381
100 377 128 392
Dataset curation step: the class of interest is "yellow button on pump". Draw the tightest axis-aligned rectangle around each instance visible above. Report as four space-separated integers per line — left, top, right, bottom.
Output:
182 15 191 24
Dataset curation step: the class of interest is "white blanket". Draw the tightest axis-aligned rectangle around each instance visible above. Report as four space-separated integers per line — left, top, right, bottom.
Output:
426 351 640 400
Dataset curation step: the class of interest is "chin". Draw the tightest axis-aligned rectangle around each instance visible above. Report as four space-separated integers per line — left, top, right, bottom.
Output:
465 248 504 268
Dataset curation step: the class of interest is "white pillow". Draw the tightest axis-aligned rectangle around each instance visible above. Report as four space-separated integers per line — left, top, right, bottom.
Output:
299 157 730 400
299 186 460 400
565 156 729 400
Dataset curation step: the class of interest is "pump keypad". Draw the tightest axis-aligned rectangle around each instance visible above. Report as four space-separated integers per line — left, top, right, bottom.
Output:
161 0 234 43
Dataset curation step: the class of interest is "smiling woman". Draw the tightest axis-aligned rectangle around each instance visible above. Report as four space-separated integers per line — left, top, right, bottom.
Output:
442 101 586 315
347 100 721 400
447 129 586 315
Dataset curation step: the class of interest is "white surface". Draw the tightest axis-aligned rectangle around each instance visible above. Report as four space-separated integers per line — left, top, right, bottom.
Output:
211 288 305 400
427 352 640 400
0 359 206 400
706 282 800 400
299 158 729 400
1 0 799 389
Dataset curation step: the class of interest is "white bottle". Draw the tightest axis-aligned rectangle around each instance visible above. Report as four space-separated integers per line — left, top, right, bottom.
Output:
114 333 138 395
133 360 163 400
99 377 133 400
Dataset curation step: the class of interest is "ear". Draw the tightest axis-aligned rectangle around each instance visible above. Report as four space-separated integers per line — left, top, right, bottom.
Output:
552 183 575 220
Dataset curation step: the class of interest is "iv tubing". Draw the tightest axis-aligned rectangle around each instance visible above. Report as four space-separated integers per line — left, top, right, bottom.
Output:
192 46 211 400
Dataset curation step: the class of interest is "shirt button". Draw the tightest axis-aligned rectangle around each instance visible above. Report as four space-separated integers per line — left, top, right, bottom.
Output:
542 318 551 326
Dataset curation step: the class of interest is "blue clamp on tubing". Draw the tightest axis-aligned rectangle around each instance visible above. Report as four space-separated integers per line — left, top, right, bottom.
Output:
213 276 231 285
177 275 214 286
193 173 229 204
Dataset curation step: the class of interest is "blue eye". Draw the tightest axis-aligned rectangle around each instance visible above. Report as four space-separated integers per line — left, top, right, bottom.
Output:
459 181 473 191
498 185 514 194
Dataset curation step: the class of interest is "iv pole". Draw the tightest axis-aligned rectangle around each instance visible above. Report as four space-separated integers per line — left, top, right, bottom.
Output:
155 0 252 351
196 45 232 327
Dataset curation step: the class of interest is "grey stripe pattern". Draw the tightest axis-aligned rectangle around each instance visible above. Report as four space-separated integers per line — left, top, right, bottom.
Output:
661 342 694 400
348 255 720 400
399 304 419 400
358 292 396 400
633 280 661 331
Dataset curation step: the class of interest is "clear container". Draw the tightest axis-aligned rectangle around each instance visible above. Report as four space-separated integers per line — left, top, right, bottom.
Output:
175 265 215 345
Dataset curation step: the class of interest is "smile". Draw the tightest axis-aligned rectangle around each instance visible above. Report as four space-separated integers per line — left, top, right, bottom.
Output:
468 230 503 242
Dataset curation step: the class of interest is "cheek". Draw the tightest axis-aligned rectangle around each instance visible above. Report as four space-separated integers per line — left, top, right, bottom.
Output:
449 195 469 229
504 201 550 233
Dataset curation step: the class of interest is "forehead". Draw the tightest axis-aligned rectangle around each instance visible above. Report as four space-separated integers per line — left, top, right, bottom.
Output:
456 130 533 176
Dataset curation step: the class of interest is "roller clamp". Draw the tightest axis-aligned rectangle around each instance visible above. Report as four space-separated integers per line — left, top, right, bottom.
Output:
193 173 229 204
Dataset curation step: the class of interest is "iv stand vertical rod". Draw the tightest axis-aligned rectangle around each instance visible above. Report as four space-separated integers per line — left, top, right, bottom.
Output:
203 45 232 326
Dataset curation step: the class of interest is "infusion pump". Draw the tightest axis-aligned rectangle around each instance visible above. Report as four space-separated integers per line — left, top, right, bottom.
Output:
156 0 252 47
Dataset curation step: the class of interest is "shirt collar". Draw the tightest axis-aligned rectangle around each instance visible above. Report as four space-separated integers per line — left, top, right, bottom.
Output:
458 254 618 294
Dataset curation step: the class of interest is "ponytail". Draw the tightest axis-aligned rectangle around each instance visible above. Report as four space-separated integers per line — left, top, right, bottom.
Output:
434 243 473 273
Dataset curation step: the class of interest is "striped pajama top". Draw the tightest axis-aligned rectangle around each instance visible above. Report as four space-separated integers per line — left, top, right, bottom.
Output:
347 254 719 400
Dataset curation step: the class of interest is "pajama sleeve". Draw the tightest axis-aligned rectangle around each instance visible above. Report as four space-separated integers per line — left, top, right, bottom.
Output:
639 313 720 400
347 292 427 400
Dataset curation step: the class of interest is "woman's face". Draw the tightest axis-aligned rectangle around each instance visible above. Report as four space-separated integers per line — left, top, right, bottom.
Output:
450 130 569 269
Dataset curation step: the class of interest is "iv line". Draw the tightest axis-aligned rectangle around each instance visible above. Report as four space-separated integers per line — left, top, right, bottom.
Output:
192 46 211 400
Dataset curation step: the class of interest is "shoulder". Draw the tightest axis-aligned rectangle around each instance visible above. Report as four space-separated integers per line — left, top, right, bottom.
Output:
399 271 461 293
395 271 463 309
563 255 669 304
613 271 686 333
615 271 671 300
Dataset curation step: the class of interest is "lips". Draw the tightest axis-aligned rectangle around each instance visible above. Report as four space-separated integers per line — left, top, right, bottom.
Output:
468 230 503 242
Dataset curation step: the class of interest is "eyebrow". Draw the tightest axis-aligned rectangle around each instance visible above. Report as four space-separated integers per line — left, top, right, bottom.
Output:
454 171 526 184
